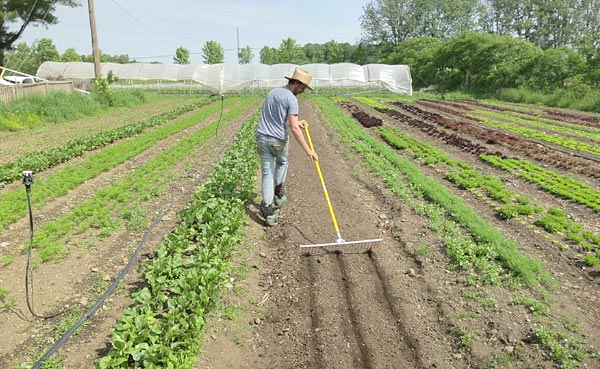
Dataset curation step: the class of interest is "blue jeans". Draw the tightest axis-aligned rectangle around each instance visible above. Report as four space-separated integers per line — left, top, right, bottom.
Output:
256 134 289 206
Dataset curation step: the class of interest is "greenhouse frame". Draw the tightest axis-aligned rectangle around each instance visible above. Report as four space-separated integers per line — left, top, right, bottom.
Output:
36 62 412 95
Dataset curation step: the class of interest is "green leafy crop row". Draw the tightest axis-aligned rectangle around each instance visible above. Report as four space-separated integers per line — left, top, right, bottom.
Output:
0 98 238 230
0 97 216 187
98 113 259 368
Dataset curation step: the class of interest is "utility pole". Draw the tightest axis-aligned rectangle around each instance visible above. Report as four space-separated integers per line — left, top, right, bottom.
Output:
88 0 102 79
236 27 240 64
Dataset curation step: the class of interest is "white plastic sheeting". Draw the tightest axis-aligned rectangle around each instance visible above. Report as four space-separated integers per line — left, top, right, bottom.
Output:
37 62 412 94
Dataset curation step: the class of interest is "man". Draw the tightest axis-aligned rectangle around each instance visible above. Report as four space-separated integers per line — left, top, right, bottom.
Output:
256 66 319 226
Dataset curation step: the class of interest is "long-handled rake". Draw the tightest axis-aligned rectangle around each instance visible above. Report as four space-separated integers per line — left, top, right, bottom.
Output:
300 124 382 253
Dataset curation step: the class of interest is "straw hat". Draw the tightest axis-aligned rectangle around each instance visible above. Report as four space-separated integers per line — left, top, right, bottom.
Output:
285 67 312 89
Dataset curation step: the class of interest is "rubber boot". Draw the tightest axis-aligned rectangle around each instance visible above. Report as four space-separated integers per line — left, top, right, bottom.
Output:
274 183 287 207
261 203 279 226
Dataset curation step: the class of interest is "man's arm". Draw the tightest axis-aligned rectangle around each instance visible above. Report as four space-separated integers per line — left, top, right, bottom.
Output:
289 115 319 161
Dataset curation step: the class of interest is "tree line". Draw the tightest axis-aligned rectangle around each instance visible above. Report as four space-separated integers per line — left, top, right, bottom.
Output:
1 0 598 95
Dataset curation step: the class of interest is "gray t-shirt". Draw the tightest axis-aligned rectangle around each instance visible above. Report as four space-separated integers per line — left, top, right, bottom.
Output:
257 86 298 140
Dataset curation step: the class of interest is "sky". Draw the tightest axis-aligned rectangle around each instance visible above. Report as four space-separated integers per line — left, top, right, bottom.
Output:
16 0 370 64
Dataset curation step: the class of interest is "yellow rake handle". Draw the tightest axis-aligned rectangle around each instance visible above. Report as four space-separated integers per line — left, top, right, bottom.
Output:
303 124 344 241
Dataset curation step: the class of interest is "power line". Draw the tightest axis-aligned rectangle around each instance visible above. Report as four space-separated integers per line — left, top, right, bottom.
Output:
127 0 191 39
109 0 173 46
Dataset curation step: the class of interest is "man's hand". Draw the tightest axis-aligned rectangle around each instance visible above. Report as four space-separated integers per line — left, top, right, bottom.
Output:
306 149 319 161
298 120 308 128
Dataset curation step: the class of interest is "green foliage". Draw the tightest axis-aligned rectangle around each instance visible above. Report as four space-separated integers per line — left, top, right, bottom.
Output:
528 47 588 91
533 326 588 368
449 325 473 348
498 204 540 220
313 96 552 288
106 70 119 84
495 87 600 114
173 46 190 65
202 40 224 64
99 112 259 368
383 37 442 88
238 46 254 64
0 99 219 229
0 285 15 310
259 46 277 64
435 32 543 92
93 78 116 106
277 38 307 64
359 0 480 46
61 47 82 62
0 91 102 130
511 295 550 316
3 36 61 73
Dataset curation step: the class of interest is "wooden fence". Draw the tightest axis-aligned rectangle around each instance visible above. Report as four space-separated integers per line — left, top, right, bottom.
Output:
0 81 74 104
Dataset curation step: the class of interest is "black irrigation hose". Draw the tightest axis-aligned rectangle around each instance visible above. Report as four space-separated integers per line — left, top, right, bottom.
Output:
214 93 225 138
24 171 71 320
32 96 233 369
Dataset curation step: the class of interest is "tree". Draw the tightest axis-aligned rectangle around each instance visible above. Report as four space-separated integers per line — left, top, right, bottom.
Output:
0 0 80 65
303 43 326 62
201 40 224 64
480 0 598 52
383 37 441 88
61 47 81 62
434 32 542 91
277 38 306 64
4 37 60 75
324 40 345 63
528 46 588 90
35 37 59 62
173 46 190 64
259 46 277 64
238 45 254 64
360 0 480 46
350 42 390 64
4 42 36 74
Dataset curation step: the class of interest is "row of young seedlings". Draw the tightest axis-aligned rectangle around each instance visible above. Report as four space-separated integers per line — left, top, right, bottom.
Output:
470 114 600 156
0 97 218 187
320 96 596 368
457 99 600 129
352 97 600 260
0 98 239 231
380 123 600 268
412 99 600 178
410 99 600 157
442 99 600 139
97 112 259 368
28 98 256 265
